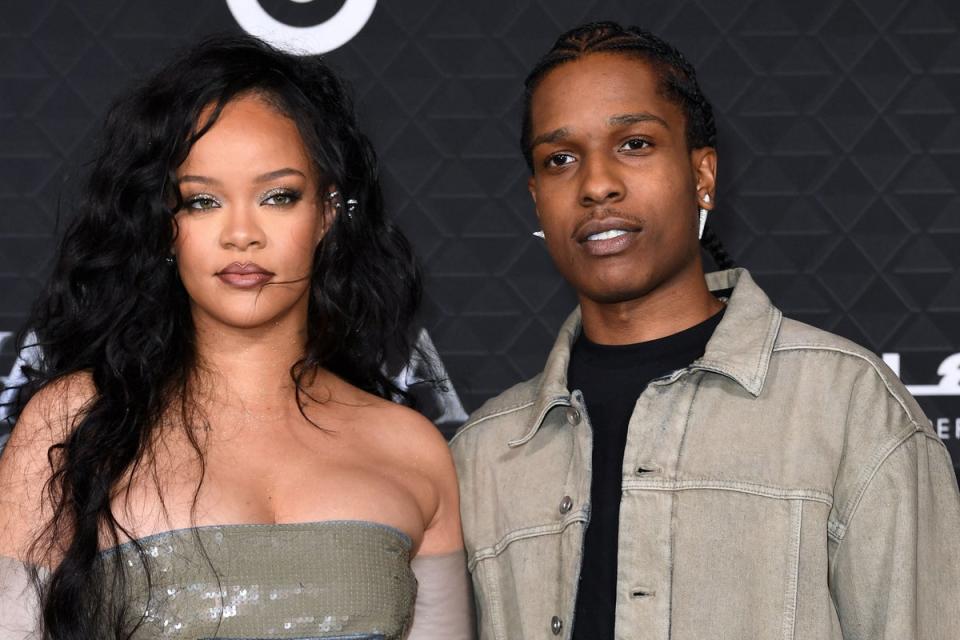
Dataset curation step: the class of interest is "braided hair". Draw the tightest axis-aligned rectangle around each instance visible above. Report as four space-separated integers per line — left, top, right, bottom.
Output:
520 21 735 270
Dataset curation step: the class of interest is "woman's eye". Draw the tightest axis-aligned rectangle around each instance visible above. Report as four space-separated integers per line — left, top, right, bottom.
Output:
185 195 220 210
621 138 652 151
545 153 575 168
261 189 301 207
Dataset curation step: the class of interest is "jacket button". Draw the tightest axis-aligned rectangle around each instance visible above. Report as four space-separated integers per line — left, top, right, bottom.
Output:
551 615 563 635
565 407 581 425
559 495 573 514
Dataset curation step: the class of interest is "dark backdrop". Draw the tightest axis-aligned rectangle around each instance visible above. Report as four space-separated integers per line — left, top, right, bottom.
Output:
1 0 959 474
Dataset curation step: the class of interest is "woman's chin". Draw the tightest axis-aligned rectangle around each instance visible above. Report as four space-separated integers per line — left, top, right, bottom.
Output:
190 304 305 334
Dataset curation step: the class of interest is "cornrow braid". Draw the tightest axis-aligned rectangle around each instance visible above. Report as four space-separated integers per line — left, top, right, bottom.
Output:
701 224 736 270
520 20 734 269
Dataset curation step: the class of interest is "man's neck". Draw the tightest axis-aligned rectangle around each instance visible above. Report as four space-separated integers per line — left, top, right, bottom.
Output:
578 268 723 346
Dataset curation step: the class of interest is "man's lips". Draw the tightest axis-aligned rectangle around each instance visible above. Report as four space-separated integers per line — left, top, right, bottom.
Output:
573 216 643 256
215 262 275 288
574 216 643 242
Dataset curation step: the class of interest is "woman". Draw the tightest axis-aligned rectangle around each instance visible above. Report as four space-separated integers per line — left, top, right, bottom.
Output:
0 35 472 639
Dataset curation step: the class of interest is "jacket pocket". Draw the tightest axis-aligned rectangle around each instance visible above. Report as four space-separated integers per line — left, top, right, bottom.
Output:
621 482 834 640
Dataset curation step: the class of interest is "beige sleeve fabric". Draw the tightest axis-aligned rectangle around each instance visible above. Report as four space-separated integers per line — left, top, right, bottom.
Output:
830 433 960 639
407 549 476 640
0 556 42 640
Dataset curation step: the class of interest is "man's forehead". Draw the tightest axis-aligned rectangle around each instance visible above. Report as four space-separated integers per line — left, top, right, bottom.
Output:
538 51 661 91
533 56 677 114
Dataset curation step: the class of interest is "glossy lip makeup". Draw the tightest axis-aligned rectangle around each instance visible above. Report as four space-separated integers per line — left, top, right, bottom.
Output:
215 262 276 289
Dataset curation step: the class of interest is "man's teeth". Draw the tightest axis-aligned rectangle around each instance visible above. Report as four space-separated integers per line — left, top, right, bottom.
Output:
587 229 628 241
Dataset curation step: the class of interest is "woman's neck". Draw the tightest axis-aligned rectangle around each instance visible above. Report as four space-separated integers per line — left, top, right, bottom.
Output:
190 309 310 412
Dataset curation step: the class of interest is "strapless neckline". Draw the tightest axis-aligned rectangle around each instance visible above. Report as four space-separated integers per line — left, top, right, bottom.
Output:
101 519 412 556
98 518 417 638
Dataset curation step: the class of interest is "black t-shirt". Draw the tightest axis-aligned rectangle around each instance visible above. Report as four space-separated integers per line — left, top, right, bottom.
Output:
568 310 724 639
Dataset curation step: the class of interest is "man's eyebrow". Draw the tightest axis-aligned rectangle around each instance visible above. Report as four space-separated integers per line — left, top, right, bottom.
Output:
178 168 306 186
530 127 570 149
609 112 669 129
530 114 669 150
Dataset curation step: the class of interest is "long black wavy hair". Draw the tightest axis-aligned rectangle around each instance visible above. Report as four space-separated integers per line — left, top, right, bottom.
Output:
521 21 735 270
10 34 421 638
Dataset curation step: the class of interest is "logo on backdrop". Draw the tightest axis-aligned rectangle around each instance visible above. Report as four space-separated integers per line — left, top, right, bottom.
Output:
226 0 377 54
884 352 960 443
882 353 960 397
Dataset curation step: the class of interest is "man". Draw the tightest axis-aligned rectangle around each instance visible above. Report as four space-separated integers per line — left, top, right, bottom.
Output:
450 21 960 639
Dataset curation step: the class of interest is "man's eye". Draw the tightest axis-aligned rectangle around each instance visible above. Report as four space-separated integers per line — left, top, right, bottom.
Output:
621 138 652 151
185 195 220 210
261 189 302 206
545 153 575 168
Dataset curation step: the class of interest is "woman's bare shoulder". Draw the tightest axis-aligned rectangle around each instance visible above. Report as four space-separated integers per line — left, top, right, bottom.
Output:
0 371 96 559
363 396 463 555
364 393 452 461
315 374 463 555
9 371 95 435
318 371 451 462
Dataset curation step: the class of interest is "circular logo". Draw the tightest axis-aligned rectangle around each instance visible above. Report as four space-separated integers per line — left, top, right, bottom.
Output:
226 0 378 55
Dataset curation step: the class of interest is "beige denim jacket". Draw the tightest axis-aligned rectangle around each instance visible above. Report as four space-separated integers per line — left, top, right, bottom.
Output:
451 268 960 640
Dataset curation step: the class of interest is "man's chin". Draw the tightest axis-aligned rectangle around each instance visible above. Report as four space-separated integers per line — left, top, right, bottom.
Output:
577 282 657 306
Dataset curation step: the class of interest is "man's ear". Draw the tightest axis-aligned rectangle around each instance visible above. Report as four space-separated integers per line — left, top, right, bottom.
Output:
692 147 718 207
527 175 540 222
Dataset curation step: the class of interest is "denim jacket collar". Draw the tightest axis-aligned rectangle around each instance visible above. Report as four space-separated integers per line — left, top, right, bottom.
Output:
508 268 783 447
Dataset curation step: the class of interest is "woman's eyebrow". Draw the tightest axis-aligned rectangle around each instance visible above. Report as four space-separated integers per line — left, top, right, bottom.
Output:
179 174 219 186
178 168 306 186
253 168 306 183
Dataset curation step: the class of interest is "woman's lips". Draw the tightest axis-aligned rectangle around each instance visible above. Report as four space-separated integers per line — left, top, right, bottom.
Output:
215 262 275 288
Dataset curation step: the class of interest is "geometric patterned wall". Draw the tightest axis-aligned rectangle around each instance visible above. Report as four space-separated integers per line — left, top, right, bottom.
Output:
1 0 958 473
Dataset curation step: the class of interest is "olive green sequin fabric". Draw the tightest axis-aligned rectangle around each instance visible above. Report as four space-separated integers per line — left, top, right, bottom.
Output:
100 521 416 639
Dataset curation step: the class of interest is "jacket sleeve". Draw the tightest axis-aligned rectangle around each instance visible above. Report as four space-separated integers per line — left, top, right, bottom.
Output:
829 431 960 640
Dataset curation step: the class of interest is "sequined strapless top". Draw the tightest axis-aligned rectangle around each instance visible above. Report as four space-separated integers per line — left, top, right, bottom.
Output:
100 520 416 639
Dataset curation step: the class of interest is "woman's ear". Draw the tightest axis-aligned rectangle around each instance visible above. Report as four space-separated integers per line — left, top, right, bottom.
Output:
320 184 342 239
